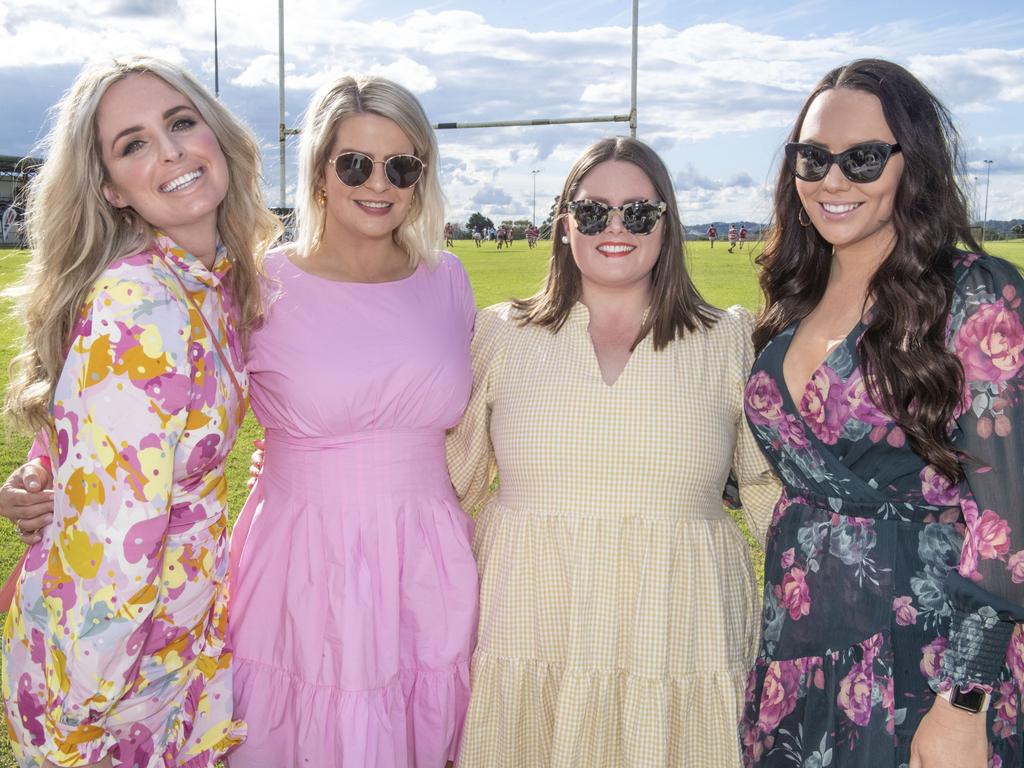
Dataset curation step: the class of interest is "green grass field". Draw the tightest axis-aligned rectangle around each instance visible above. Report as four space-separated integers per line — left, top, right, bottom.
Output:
0 238 1022 764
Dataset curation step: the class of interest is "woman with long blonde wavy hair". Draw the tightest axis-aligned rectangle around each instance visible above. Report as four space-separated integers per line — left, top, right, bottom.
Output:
1 54 279 768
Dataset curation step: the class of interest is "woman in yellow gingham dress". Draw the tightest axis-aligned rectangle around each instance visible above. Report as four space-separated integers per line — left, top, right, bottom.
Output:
448 137 780 767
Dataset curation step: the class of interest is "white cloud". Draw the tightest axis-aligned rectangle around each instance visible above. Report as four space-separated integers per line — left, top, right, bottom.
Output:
2 4 1023 221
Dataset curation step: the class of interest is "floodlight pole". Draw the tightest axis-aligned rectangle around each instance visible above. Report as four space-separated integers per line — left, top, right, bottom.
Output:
981 159 993 245
278 0 287 207
629 0 638 137
213 0 220 97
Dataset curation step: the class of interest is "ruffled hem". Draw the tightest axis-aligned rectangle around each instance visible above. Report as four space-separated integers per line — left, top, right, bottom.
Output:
457 650 745 768
227 655 470 768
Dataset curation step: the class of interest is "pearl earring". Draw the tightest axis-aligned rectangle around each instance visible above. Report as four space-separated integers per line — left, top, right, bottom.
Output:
560 234 569 244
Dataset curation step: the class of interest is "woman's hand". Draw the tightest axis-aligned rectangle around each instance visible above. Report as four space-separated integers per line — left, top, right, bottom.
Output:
0 459 54 545
909 695 988 768
247 438 265 490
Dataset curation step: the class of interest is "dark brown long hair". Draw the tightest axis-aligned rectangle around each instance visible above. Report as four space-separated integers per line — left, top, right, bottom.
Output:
514 136 717 349
754 58 979 481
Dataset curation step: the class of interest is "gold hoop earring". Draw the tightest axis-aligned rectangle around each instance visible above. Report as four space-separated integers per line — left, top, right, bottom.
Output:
798 207 811 227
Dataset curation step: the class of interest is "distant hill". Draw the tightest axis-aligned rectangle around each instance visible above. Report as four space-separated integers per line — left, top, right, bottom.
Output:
685 220 1023 240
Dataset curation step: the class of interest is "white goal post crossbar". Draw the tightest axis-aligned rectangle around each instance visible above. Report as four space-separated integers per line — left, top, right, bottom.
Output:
275 0 640 207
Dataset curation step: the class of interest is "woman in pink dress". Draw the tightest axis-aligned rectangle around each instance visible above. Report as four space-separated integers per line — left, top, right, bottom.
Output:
225 75 477 768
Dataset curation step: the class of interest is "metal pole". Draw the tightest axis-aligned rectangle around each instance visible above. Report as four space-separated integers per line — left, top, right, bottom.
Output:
629 0 638 137
973 176 978 223
531 169 540 225
213 0 219 98
278 0 287 208
434 114 630 130
982 159 993 245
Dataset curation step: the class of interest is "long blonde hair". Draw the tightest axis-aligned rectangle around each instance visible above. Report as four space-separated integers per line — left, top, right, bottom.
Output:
5 55 281 433
292 75 443 267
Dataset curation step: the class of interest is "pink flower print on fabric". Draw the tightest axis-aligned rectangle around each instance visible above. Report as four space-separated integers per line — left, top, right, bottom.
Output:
758 660 805 735
959 499 984 581
919 636 948 679
992 681 1019 740
838 660 875 726
893 595 918 626
780 548 796 569
1006 631 1024 681
962 500 1012 578
780 567 811 620
920 465 960 506
746 370 786 426
1008 550 1024 584
955 297 1024 384
845 371 890 427
777 414 809 448
800 366 849 444
879 674 896 735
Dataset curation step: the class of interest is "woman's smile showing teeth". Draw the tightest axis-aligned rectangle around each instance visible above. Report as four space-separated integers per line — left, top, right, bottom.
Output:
596 241 635 257
821 202 860 214
160 168 203 193
356 199 393 215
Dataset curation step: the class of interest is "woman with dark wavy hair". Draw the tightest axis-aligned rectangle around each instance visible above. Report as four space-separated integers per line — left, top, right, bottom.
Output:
741 58 1024 767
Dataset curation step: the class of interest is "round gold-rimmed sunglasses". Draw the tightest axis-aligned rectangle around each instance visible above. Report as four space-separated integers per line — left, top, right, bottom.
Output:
332 151 425 189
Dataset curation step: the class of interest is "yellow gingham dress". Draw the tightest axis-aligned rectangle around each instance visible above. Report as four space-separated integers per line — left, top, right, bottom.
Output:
447 302 781 767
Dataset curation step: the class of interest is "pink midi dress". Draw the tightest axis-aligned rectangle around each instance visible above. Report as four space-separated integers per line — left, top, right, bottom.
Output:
227 248 478 768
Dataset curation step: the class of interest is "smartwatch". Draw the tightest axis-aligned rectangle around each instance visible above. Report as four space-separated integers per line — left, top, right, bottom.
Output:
937 685 991 713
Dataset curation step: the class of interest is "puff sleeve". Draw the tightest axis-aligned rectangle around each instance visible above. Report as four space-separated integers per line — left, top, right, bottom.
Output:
446 303 511 514
38 267 191 764
722 306 782 548
940 253 1024 691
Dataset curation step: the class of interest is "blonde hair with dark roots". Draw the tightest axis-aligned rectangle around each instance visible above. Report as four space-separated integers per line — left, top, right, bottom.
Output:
292 75 444 267
5 55 281 433
514 136 717 349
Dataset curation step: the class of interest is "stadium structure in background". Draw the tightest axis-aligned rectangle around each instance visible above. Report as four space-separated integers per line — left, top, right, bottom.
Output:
270 0 641 208
0 156 41 247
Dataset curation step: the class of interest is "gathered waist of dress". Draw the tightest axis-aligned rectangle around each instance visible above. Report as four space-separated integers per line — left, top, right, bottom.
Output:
261 427 453 497
784 487 960 522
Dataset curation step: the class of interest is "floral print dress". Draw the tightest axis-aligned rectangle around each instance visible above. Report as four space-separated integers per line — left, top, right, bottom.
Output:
741 252 1024 767
2 235 247 767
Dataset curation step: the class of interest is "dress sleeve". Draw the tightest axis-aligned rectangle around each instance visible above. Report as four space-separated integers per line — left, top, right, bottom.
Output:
27 432 53 473
40 266 191 764
445 250 477 334
722 306 781 548
446 304 508 513
939 253 1024 692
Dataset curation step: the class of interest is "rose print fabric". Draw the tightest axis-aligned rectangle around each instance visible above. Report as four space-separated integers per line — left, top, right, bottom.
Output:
2 235 247 767
742 252 1024 767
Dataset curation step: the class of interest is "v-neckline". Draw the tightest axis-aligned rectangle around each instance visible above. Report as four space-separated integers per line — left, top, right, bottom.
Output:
569 302 645 390
778 317 865 416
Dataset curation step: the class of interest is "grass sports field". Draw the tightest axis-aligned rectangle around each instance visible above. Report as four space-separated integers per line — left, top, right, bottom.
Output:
0 237 1022 763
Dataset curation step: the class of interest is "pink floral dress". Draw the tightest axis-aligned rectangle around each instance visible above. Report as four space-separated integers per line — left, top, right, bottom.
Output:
2 235 246 767
741 252 1024 766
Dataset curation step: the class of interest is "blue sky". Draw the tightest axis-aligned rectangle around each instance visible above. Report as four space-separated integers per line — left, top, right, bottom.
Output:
1 0 1021 225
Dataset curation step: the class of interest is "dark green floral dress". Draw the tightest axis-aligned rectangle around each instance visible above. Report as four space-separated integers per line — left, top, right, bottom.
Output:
742 252 1024 767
